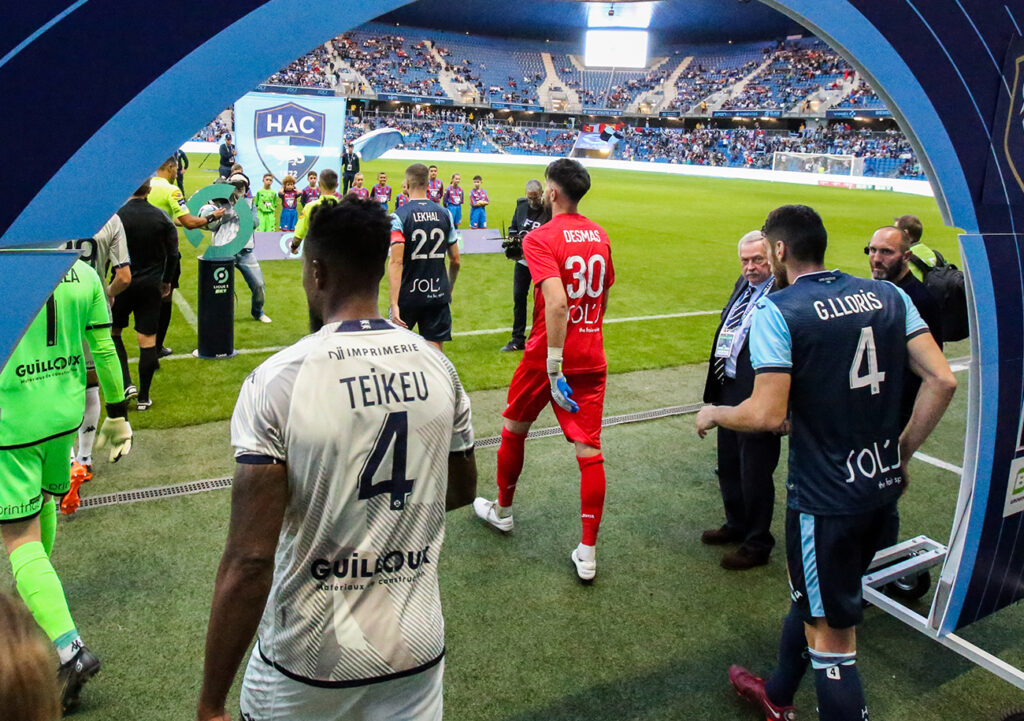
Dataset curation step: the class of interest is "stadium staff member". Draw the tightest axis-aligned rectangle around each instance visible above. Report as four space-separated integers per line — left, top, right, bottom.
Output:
289 168 341 254
501 179 550 352
473 159 614 584
196 197 476 721
894 214 938 281
0 258 133 713
112 180 182 413
696 205 955 721
174 148 189 194
150 157 224 357
388 163 461 351
700 230 779 570
218 134 236 179
341 141 359 194
866 225 943 426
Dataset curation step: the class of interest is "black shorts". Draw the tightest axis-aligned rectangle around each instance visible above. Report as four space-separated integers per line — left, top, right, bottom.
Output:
112 281 163 336
399 304 452 342
168 255 181 290
785 502 898 629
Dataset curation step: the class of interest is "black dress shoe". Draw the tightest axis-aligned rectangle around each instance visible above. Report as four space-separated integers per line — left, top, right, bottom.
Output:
500 340 525 352
158 346 173 358
701 526 742 545
721 547 770 571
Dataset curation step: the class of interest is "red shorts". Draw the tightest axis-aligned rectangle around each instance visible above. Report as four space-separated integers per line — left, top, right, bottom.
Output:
503 365 606 449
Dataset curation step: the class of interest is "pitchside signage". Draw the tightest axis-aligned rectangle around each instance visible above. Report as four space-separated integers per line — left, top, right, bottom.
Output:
713 110 784 118
255 84 336 97
234 92 346 184
826 108 893 118
491 102 544 112
378 93 454 105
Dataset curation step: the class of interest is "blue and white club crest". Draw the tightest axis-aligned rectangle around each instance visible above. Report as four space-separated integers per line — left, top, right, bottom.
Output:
254 102 326 182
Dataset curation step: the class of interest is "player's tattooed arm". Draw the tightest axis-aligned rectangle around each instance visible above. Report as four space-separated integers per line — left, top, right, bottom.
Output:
198 460 288 721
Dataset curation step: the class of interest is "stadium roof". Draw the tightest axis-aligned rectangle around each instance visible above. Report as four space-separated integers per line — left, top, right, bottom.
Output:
377 0 806 45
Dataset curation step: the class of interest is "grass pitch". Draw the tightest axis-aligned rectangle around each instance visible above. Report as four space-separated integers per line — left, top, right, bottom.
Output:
7 157 1011 720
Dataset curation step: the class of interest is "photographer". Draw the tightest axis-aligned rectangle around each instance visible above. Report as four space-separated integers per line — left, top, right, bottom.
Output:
501 179 551 352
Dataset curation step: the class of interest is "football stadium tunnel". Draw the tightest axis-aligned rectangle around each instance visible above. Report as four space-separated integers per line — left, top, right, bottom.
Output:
2 0 1023 649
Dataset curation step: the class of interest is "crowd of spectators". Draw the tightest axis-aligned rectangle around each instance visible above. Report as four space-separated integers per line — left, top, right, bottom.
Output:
668 55 763 112
334 32 445 97
721 41 851 111
190 114 232 142
266 44 337 88
834 79 886 109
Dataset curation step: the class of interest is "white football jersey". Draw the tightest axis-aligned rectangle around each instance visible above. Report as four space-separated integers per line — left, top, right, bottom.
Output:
63 213 130 295
230 318 473 686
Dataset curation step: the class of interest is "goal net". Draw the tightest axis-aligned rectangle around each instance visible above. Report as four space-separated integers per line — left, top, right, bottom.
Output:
771 151 865 176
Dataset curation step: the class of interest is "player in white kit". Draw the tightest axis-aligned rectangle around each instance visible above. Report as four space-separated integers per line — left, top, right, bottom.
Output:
196 197 477 721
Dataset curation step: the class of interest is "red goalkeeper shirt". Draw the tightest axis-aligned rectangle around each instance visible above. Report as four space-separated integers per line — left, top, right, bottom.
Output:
521 212 614 373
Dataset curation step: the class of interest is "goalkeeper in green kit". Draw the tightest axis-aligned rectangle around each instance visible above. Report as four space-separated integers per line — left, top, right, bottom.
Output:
0 257 133 712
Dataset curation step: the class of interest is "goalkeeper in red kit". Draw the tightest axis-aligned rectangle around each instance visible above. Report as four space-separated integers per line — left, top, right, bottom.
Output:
473 158 613 583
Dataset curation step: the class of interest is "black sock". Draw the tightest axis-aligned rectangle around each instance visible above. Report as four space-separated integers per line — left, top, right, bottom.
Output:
810 649 867 721
156 300 172 350
764 603 810 706
112 334 132 387
138 346 159 401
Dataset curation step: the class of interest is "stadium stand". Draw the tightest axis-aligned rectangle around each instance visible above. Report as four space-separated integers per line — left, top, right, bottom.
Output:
720 39 851 112
667 44 767 113
834 79 888 110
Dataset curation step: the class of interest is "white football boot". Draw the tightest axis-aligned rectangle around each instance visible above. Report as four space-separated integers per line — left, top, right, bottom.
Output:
473 497 514 532
571 544 596 584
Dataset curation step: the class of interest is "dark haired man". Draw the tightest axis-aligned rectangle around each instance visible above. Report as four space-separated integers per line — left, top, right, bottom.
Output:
289 168 341 253
894 214 937 281
388 163 461 351
218 133 236 179
197 197 476 721
474 158 614 584
341 141 360 194
696 204 956 721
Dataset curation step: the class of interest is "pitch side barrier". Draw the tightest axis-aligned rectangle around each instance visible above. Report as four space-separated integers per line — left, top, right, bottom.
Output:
180 141 933 197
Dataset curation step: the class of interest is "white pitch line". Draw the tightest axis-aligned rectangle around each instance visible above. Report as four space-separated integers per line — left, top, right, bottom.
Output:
913 452 963 475
144 309 722 360
171 289 199 331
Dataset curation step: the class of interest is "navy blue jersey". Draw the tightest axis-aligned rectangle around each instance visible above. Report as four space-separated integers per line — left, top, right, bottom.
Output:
390 199 457 308
749 270 929 515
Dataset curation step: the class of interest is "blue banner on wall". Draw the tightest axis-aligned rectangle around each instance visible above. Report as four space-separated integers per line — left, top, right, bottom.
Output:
491 102 544 112
659 111 681 118
826 108 893 118
378 93 454 105
254 84 337 97
712 110 784 118
234 92 347 183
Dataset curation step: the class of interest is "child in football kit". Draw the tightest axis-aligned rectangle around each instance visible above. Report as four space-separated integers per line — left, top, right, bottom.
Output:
444 173 464 228
278 176 299 231
469 175 489 228
473 159 613 583
255 174 278 231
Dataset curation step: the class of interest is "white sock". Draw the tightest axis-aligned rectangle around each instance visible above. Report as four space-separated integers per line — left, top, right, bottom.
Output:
57 634 84 665
77 386 100 465
496 503 513 518
576 543 596 562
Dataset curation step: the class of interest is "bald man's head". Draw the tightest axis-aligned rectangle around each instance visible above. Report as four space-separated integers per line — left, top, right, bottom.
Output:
866 226 911 281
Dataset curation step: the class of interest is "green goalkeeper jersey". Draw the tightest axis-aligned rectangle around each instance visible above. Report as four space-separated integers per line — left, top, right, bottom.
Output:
255 188 278 215
0 259 124 448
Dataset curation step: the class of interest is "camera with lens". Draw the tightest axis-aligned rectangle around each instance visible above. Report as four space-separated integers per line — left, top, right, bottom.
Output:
502 230 525 261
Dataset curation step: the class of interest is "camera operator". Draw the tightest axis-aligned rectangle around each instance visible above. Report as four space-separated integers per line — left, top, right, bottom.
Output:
501 179 551 352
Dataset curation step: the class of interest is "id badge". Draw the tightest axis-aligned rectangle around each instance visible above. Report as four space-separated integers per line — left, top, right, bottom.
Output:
715 331 735 358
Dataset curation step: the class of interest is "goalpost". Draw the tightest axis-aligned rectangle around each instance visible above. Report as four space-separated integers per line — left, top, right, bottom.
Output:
771 150 865 176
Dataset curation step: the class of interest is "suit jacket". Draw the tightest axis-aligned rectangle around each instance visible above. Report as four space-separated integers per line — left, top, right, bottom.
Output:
703 275 765 404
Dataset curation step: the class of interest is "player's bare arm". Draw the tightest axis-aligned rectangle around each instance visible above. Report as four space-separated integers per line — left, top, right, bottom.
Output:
197 460 289 721
696 372 790 438
447 241 461 292
108 265 132 298
388 240 407 327
177 210 222 231
446 448 478 510
899 332 957 459
539 277 578 412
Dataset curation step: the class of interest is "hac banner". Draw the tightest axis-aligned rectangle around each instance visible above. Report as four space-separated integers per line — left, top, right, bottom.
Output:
234 92 347 184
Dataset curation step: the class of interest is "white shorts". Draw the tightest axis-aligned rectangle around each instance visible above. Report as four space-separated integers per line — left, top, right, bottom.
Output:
239 646 444 721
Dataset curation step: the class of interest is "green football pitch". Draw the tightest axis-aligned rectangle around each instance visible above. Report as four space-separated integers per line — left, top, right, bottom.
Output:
8 155 1024 720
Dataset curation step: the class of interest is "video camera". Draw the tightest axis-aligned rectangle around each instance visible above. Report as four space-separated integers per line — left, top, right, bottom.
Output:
501 228 526 261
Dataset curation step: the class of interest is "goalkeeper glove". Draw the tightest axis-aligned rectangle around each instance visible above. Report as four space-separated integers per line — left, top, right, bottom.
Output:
546 348 578 413
95 402 133 462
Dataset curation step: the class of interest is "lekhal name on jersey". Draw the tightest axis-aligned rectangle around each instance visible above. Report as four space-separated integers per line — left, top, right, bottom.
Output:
411 211 441 223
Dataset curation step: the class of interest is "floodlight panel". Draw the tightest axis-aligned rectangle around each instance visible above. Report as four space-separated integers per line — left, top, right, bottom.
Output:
586 2 655 29
585 30 649 68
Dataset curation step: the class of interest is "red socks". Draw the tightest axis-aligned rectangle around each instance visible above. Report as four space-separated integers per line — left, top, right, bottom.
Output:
496 427 526 507
578 454 606 545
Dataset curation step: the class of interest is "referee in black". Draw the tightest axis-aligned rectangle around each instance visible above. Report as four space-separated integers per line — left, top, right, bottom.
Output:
111 180 179 411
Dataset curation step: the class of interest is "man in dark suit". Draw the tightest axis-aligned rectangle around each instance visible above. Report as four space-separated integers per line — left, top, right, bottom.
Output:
866 225 943 427
218 133 236 179
341 142 360 194
701 230 781 570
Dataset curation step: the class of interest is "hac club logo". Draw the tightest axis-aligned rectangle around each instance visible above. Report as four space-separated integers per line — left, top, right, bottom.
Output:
255 102 326 183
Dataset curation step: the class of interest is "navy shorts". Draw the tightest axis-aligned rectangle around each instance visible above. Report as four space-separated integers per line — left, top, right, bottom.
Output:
399 304 452 343
112 281 163 336
785 502 898 629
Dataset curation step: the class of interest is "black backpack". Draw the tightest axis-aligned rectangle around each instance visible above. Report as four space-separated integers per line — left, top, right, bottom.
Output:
909 248 970 342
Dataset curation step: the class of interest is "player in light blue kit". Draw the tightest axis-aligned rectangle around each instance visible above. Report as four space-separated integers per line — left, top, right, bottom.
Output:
696 204 956 721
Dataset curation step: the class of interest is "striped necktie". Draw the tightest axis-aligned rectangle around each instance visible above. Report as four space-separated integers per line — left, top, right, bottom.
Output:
713 283 755 382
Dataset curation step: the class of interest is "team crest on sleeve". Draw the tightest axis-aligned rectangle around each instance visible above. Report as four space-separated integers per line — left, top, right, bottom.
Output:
255 102 326 182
